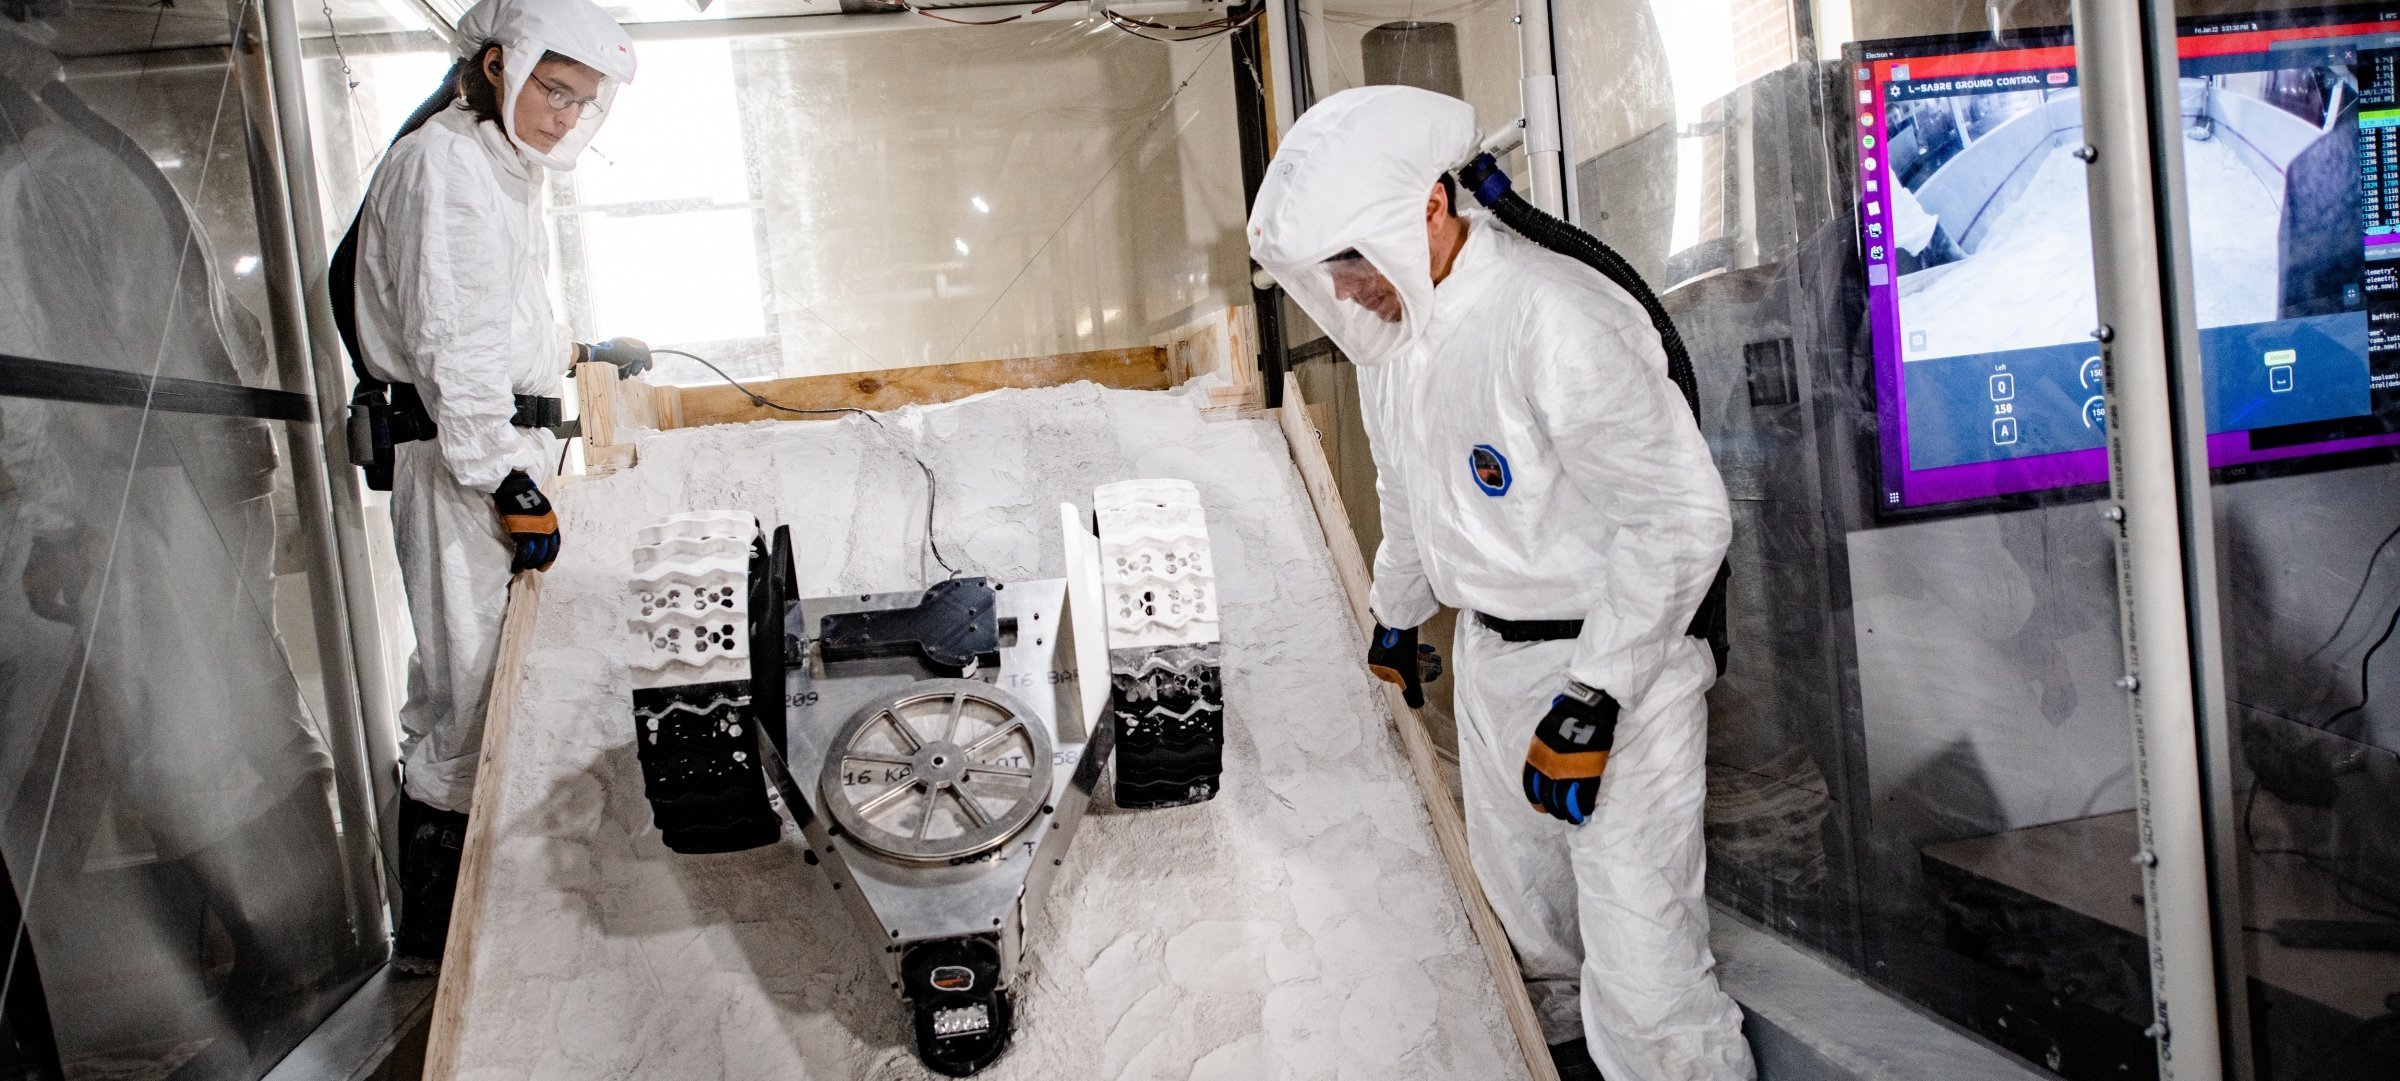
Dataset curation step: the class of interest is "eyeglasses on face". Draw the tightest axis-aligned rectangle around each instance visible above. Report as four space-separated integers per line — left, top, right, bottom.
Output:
529 72 603 120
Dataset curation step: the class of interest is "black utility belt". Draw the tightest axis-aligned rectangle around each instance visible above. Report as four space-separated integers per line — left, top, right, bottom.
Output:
1472 608 1713 643
1474 612 1585 643
379 385 565 443
348 381 567 492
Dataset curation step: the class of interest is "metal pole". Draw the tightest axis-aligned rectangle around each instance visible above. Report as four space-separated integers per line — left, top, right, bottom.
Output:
1232 0 1290 408
232 0 389 948
262 0 407 921
1272 0 1314 120
1513 0 1566 217
614 1 1209 43
2069 0 2242 1076
63 32 451 80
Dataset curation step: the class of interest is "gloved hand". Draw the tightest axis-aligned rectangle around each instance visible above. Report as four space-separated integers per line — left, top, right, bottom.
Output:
575 336 651 379
1524 682 1619 825
1366 623 1443 708
492 470 561 572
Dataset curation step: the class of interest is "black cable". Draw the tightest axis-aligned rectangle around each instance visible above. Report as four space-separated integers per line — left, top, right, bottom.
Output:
2242 784 2329 863
651 349 958 577
888 0 1072 26
1455 153 1700 417
2324 598 2400 733
1104 3 1263 42
2240 784 2400 920
1451 153 1728 668
2304 521 2400 663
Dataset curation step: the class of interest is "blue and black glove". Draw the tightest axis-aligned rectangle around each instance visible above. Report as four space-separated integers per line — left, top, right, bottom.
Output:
1524 683 1619 825
575 336 651 379
493 470 561 573
1367 622 1443 708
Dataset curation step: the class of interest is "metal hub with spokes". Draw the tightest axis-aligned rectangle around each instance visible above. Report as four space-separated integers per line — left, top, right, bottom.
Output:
820 679 1053 863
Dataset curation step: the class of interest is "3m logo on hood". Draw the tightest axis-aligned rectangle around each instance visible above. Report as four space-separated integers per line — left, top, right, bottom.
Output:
1469 445 1511 496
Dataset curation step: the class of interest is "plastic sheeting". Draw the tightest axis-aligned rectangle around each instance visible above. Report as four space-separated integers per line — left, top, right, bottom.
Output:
0 12 385 1080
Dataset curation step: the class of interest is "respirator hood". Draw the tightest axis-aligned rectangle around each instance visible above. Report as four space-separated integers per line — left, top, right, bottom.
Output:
1246 85 1478 367
455 0 635 172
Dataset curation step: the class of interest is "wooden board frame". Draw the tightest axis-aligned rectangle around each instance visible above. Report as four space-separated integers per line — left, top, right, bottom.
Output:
428 372 1555 1081
421 571 543 1081
576 346 1184 475
574 311 1265 476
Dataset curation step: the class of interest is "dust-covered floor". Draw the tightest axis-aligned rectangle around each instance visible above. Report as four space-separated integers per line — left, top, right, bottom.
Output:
445 383 1528 1080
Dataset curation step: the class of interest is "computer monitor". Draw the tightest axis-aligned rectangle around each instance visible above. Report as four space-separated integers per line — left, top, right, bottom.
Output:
1848 6 2400 516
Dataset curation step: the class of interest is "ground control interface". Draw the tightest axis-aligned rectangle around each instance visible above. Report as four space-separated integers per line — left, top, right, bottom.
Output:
1851 5 2400 513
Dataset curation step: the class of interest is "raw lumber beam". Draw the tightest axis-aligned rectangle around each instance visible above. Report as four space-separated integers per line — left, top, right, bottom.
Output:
1275 373 1561 1081
673 347 1174 427
573 362 681 475
1152 305 1262 409
421 571 544 1081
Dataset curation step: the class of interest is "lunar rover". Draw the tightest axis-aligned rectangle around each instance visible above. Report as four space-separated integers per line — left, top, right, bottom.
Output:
625 480 1223 1075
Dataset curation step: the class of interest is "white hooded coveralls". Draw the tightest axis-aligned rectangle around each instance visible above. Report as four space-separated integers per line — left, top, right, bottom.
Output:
353 0 633 813
1248 87 1752 1081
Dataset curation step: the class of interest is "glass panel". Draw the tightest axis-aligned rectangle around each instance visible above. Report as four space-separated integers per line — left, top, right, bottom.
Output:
307 20 1251 386
2165 5 2400 1081
1547 2 2162 1077
2 4 388 1077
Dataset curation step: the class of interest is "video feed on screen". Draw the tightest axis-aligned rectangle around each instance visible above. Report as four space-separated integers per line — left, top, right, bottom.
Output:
1850 8 2400 515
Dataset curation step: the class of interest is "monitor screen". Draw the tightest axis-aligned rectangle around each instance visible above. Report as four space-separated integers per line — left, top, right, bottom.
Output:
1849 6 2400 515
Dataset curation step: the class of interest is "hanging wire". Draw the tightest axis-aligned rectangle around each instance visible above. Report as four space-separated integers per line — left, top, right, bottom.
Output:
889 0 1075 26
322 0 361 92
650 349 959 577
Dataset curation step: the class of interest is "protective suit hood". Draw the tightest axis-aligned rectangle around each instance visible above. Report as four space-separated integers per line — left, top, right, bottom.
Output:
1247 86 1477 367
454 0 635 172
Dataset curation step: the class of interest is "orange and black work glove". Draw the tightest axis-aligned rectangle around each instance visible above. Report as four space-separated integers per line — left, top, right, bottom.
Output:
1367 623 1443 708
1524 683 1619 825
493 470 561 572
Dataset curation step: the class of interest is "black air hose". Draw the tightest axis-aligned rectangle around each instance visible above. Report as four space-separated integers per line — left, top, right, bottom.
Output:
1453 153 1732 672
1454 153 1700 420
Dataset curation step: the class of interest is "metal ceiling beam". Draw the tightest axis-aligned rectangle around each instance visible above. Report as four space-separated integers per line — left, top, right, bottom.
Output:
615 1 1215 44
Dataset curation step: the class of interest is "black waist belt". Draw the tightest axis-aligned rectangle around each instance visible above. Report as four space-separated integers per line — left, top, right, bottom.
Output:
385 381 564 442
1476 604 1722 646
1474 612 1585 642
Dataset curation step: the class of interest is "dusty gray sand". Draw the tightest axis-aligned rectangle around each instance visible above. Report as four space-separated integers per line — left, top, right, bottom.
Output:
451 383 1528 1080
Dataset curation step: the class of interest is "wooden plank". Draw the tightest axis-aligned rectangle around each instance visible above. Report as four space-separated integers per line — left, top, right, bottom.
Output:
1274 373 1561 1081
573 360 624 444
651 379 684 431
573 362 653 475
674 347 1173 428
422 571 545 1081
1154 306 1262 409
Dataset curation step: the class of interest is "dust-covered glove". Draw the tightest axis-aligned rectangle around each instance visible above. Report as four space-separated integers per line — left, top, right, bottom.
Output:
575 337 652 379
493 470 560 572
1524 682 1619 825
1367 623 1443 708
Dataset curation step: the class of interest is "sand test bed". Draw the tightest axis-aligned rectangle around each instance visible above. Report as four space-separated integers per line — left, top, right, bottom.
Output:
440 383 1530 1080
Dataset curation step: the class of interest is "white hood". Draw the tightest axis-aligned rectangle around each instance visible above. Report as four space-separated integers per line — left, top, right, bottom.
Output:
1246 86 1478 367
454 0 636 172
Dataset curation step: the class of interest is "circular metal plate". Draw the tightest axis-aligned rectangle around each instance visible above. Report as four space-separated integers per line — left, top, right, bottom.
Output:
819 679 1053 863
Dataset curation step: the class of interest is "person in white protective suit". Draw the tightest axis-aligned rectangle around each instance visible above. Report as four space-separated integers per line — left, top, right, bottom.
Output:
1249 86 1753 1081
348 0 642 969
